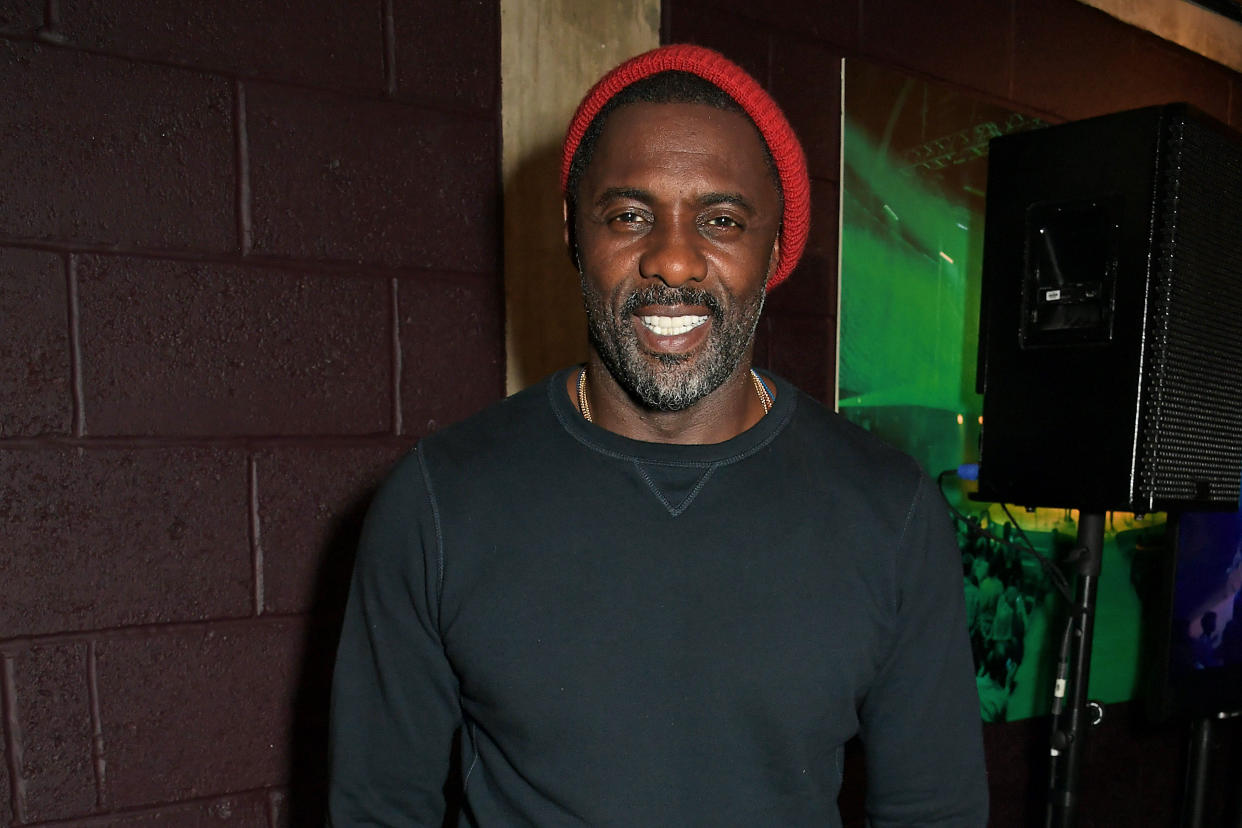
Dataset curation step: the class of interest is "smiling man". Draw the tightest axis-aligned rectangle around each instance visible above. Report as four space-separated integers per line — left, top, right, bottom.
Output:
329 45 988 827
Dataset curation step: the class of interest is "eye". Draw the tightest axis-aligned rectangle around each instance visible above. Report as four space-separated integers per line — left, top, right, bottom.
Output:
607 209 651 232
702 213 745 233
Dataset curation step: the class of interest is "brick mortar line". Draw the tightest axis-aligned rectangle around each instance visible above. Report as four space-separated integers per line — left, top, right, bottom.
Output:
66 253 86 437
382 0 397 97
249 454 265 616
1 36 494 120
266 789 281 828
1 654 28 823
391 277 404 435
235 79 253 256
0 616 310 655
41 0 59 32
0 435 419 450
86 641 107 809
0 237 500 282
15 785 284 827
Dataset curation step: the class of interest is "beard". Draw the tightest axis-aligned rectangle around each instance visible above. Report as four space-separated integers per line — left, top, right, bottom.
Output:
581 276 765 412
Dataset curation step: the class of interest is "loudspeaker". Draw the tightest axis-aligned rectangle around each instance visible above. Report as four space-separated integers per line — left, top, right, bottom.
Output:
976 103 1242 513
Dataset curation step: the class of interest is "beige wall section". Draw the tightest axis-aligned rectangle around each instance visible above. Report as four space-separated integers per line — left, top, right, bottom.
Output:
1076 0 1242 72
501 0 661 394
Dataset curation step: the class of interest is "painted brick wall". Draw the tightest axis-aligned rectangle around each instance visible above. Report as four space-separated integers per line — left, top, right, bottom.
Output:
665 0 1241 824
0 2 502 825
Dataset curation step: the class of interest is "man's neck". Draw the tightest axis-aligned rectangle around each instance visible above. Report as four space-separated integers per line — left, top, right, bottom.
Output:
567 354 770 445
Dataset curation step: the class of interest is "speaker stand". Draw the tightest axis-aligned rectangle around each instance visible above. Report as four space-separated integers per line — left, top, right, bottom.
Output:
1046 511 1106 828
1182 714 1214 828
1181 710 1242 827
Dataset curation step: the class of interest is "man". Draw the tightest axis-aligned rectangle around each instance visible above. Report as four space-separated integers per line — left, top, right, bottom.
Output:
329 44 988 826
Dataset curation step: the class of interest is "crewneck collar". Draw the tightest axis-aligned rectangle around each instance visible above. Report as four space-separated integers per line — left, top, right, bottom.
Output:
547 365 797 466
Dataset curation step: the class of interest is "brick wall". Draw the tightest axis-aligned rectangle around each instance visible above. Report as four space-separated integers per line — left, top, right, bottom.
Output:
664 0 1241 824
0 2 502 825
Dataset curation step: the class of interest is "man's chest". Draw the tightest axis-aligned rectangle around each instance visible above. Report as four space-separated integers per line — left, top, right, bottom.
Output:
437 518 893 757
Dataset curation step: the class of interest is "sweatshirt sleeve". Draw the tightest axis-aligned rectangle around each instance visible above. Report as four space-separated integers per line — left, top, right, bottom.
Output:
328 449 462 826
859 471 989 827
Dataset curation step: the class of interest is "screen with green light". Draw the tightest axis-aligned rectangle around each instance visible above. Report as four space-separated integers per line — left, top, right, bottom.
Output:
839 60 1166 722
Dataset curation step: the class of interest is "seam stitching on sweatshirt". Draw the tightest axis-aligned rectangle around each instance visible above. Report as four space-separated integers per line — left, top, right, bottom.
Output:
416 447 447 613
634 461 720 517
462 722 480 789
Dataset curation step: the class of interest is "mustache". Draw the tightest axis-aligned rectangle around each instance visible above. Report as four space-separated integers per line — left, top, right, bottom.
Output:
619 285 723 319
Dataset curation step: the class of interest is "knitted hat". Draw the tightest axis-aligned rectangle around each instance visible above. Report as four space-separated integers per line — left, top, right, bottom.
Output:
561 44 811 291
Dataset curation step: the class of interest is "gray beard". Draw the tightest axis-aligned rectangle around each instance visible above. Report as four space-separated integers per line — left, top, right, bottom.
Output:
581 277 765 412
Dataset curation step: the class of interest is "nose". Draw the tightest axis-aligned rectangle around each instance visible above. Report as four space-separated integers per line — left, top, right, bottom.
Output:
638 218 707 286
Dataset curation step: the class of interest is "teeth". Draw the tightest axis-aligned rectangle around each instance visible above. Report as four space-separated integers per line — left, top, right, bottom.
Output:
639 314 708 336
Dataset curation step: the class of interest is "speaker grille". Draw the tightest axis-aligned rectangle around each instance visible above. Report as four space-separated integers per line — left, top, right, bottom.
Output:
1140 111 1242 510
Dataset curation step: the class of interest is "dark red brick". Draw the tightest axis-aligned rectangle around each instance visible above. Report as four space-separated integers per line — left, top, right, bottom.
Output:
982 716 1044 826
667 0 859 52
766 312 834 404
0 247 70 437
732 0 860 49
0 0 42 35
860 0 1013 100
0 42 234 252
88 793 269 826
766 178 838 316
1012 0 1133 120
1124 34 1233 122
57 0 384 92
77 256 391 437
665 3 771 86
770 39 843 183
399 273 504 434
392 0 498 111
256 445 409 616
1014 0 1231 122
0 448 250 637
1232 79 1242 130
0 723 8 826
95 622 301 808
247 83 500 273
12 643 96 822
751 312 771 373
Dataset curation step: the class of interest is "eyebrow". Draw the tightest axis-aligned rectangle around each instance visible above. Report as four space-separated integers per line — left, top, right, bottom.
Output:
593 187 651 210
592 187 758 215
697 191 757 215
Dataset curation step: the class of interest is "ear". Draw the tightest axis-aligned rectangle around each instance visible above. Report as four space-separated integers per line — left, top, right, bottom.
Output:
562 199 571 249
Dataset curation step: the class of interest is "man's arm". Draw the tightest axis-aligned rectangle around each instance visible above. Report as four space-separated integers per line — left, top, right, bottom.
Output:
328 449 462 826
859 472 989 827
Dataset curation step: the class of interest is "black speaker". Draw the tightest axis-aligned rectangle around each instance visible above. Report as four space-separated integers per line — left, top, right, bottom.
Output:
976 103 1242 513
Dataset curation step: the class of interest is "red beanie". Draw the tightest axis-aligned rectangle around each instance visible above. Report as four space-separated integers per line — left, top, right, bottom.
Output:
561 44 811 291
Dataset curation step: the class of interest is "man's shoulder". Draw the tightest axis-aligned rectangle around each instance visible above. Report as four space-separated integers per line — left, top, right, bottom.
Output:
777 378 923 489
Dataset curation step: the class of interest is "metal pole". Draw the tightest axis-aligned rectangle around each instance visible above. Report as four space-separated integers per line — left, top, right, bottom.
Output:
1046 510 1106 828
1182 716 1213 828
1227 712 1242 828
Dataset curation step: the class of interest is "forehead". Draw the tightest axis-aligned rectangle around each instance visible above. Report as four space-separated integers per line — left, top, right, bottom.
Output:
582 102 777 199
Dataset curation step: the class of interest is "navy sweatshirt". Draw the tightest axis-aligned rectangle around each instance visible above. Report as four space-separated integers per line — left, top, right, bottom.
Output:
328 368 987 826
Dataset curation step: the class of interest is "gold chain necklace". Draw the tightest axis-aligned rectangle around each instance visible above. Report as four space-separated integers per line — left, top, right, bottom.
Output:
577 367 771 423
